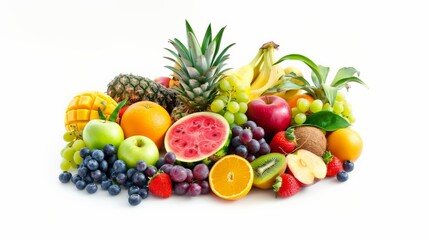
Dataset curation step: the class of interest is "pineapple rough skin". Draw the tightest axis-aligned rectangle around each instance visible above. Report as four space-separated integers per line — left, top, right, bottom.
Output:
106 74 177 114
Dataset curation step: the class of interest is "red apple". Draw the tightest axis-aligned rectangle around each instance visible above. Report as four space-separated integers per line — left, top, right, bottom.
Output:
154 76 171 88
246 95 292 141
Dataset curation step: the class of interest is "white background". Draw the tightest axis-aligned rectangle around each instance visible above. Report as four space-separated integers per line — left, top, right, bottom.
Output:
1 0 428 239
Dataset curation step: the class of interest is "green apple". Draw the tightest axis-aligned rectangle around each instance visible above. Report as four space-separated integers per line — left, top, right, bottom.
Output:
118 135 159 167
83 119 124 150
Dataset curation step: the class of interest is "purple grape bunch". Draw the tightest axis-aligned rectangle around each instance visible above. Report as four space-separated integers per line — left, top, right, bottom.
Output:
229 120 271 162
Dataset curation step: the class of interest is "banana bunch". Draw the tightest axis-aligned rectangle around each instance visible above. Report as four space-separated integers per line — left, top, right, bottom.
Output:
249 42 285 100
223 47 263 96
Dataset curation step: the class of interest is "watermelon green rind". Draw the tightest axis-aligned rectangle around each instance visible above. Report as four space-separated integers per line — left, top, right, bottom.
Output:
164 112 231 163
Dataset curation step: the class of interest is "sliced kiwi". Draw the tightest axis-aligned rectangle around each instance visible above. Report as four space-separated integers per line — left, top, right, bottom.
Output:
250 153 287 189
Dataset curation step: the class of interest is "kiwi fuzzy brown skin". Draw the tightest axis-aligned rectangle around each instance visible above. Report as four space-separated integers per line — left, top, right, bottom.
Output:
293 126 327 157
250 153 288 189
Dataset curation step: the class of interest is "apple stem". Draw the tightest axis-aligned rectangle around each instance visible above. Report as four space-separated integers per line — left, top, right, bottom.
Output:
136 138 144 147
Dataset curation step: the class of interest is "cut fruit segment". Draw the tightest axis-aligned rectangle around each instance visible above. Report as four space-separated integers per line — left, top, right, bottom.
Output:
286 149 327 185
164 112 231 163
209 155 254 201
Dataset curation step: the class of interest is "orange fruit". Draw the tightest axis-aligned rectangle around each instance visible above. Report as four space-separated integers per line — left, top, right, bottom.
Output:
120 101 172 149
209 154 254 201
327 128 363 162
287 94 314 109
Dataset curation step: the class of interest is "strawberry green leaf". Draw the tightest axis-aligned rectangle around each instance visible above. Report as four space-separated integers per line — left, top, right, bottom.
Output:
303 111 350 131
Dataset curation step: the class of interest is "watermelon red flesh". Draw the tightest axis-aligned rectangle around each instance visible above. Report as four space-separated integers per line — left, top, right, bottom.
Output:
164 112 230 162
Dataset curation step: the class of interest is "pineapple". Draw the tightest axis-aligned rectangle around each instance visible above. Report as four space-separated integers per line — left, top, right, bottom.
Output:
165 20 234 121
106 74 177 113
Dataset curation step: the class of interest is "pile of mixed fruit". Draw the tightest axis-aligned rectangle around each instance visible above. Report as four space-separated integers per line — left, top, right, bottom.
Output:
58 21 367 206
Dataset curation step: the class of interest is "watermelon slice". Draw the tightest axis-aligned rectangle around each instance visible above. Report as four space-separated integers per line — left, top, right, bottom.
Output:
164 112 231 163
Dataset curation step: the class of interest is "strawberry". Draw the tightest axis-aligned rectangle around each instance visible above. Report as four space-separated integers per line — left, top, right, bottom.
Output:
148 172 172 198
323 151 343 177
270 130 296 154
273 173 301 198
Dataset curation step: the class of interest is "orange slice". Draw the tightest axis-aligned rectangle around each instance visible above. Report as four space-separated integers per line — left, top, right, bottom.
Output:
209 155 254 200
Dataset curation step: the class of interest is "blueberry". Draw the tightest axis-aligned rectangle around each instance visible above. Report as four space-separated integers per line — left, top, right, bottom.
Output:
103 144 116 157
128 194 142 206
132 172 147 187
123 180 134 189
113 160 127 173
87 159 99 171
82 156 91 166
128 185 140 196
91 149 104 162
78 167 89 178
90 170 102 182
108 184 121 196
84 175 94 184
75 180 87 190
135 160 147 172
343 160 354 172
79 147 91 158
336 171 349 182
101 180 112 190
71 174 81 184
138 188 149 199
115 173 127 185
86 183 98 194
99 160 109 172
106 155 118 165
59 171 72 183
127 168 137 179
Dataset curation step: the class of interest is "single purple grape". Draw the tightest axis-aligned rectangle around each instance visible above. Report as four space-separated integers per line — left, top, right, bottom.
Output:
239 129 253 144
170 165 187 182
247 139 260 154
174 182 190 195
186 183 202 196
252 126 265 140
193 163 209 181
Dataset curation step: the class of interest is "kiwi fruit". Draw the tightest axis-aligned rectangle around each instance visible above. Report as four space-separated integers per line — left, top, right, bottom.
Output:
293 126 327 157
250 153 287 189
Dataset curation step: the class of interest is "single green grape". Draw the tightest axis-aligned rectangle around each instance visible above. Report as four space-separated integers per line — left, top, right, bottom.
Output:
294 113 307 125
235 92 249 103
310 99 323 113
219 78 231 92
72 139 85 151
336 91 346 102
291 107 300 118
238 102 248 113
63 131 75 142
227 101 240 114
211 99 225 112
234 84 247 93
227 75 240 88
234 112 248 125
323 103 333 111
297 98 310 113
333 101 344 114
348 114 356 123
216 95 229 104
62 147 75 162
60 159 71 171
73 151 83 165
342 102 353 116
223 111 235 125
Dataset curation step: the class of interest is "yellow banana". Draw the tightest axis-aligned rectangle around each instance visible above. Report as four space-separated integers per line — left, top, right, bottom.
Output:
250 48 271 90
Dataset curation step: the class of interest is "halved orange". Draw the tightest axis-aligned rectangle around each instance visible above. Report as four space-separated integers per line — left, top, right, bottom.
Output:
209 155 254 201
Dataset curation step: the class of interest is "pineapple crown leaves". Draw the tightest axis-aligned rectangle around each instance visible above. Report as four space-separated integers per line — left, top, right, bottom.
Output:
264 54 368 106
98 98 127 122
164 20 234 84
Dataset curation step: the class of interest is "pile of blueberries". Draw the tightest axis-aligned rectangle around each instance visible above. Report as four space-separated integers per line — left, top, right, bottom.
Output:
58 144 156 206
